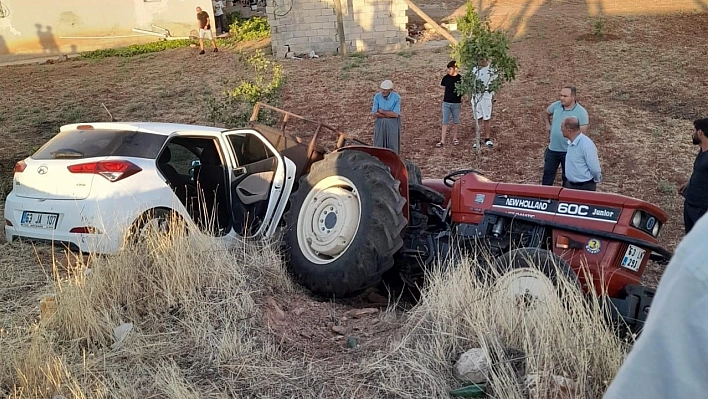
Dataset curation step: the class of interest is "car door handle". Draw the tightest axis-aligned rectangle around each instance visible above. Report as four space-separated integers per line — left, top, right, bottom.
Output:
233 167 246 177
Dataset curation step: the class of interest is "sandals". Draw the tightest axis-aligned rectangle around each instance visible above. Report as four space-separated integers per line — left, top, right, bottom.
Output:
436 142 443 148
453 139 459 146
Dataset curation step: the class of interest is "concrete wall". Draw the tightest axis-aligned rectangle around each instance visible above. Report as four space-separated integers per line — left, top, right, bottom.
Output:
0 0 206 60
267 0 408 58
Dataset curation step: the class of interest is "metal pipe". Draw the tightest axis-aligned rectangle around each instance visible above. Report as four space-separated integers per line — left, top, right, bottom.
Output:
59 34 147 39
131 28 167 37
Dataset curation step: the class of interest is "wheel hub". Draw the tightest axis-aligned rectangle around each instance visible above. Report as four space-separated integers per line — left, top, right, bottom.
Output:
297 176 362 264
495 268 558 313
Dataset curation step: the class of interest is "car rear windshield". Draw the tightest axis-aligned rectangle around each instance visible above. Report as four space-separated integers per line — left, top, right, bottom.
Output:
32 129 167 160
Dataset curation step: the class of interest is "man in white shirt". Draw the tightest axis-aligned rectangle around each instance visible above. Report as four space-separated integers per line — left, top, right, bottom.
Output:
212 0 226 34
471 59 498 149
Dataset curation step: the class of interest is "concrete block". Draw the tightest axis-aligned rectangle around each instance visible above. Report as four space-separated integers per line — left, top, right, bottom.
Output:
360 32 375 39
387 37 403 44
376 11 392 18
354 11 374 20
382 29 397 38
394 15 408 24
305 9 324 17
344 25 364 34
281 31 295 40
374 24 388 32
287 37 309 45
375 37 388 45
303 16 320 24
317 28 335 37
308 36 326 43
293 29 309 38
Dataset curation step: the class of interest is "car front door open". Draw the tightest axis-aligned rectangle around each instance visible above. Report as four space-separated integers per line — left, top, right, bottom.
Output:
223 130 295 239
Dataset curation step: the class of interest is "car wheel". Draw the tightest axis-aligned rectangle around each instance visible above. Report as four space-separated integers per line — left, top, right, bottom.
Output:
129 208 186 243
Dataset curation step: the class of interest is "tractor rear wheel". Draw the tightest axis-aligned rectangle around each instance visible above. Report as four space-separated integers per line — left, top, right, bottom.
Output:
283 150 407 298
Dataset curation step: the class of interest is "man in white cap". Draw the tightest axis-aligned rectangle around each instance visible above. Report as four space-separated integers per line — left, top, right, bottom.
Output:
371 79 401 154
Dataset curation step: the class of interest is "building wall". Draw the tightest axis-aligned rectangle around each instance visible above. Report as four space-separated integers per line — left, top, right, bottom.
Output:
0 0 206 60
267 0 408 58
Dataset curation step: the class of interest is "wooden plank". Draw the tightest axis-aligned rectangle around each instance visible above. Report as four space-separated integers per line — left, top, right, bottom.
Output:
333 0 348 56
401 0 458 45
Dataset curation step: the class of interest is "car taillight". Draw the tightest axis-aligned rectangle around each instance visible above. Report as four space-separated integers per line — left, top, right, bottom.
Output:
67 160 142 182
14 161 27 173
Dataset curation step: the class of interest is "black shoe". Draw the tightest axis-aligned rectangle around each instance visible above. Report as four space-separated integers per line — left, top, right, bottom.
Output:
213 48 218 53
199 50 205 55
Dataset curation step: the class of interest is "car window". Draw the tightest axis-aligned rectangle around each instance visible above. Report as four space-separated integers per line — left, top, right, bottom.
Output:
227 134 274 166
32 129 166 160
164 143 197 175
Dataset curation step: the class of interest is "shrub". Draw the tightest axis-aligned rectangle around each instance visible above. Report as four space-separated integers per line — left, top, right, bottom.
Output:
229 16 271 42
206 49 284 127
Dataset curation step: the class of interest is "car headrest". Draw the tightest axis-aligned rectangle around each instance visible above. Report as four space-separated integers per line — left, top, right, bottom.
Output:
200 145 221 165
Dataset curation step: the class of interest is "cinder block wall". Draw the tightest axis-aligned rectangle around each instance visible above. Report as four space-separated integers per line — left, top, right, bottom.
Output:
267 0 408 58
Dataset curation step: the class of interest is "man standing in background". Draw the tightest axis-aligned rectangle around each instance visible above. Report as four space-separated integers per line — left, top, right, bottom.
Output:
437 61 463 148
196 6 218 54
471 58 497 149
561 116 601 191
679 118 708 234
371 80 402 154
212 0 226 34
541 86 589 186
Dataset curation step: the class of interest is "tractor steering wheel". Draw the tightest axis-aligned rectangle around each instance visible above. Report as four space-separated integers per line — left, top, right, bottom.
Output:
443 169 484 187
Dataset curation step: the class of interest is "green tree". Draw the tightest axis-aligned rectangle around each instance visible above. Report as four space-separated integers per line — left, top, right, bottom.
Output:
453 2 519 150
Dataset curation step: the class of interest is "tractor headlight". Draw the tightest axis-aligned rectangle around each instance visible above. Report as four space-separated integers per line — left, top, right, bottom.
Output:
652 221 661 237
631 211 643 228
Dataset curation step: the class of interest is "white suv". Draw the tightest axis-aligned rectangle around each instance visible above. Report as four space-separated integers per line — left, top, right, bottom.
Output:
4 122 296 253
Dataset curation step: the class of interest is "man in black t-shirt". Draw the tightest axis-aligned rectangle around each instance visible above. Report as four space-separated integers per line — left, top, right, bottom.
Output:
680 118 708 234
436 61 463 147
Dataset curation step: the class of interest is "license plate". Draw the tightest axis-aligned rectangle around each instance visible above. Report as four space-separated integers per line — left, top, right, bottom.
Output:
20 211 59 230
621 244 645 272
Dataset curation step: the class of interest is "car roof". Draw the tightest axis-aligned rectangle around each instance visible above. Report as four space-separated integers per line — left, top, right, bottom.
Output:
60 122 228 136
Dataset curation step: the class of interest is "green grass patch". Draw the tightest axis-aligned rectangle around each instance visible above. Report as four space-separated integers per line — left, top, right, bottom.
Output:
78 39 196 60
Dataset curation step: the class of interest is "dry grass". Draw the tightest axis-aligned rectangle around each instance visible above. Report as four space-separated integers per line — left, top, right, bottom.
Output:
0 222 300 398
360 248 627 398
2 230 626 398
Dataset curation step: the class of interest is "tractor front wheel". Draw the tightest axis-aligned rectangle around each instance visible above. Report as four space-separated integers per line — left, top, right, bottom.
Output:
490 248 578 318
283 150 407 298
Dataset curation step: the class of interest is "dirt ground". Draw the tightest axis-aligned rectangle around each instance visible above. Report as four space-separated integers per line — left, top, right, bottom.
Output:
0 2 707 391
279 2 708 286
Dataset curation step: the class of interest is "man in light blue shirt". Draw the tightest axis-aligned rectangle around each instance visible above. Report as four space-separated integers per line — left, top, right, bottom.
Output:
371 79 402 154
561 116 601 191
541 86 589 186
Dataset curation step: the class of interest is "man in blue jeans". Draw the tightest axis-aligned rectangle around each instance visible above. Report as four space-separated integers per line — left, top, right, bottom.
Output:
437 61 462 147
540 86 589 185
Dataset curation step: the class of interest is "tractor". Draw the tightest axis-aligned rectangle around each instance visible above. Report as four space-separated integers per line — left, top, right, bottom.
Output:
247 103 671 332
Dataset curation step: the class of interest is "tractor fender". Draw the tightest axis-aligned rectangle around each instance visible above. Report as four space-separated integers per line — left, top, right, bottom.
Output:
335 146 410 221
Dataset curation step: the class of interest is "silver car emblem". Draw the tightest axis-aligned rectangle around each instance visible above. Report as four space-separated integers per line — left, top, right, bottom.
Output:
37 166 48 175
